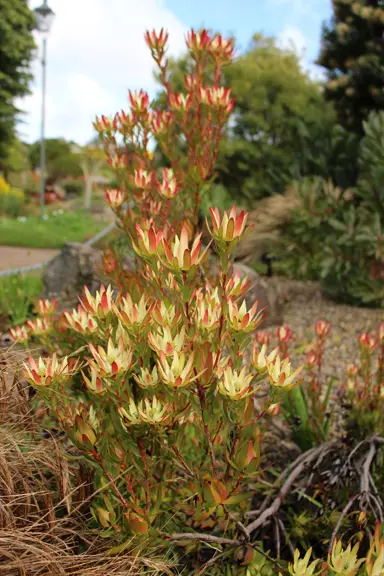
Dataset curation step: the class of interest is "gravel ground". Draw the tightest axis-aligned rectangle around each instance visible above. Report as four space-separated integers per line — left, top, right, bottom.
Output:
267 277 383 383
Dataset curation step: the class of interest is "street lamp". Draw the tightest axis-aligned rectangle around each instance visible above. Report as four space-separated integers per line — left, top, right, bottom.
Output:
33 1 55 219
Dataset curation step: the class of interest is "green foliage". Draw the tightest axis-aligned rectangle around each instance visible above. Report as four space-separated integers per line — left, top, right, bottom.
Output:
28 139 82 184
200 183 234 216
63 180 84 197
283 384 331 452
2 137 31 176
283 374 335 452
154 33 339 206
0 273 42 326
318 0 384 134
272 177 347 280
0 0 36 171
0 210 104 248
0 174 26 217
320 206 384 306
0 187 25 218
273 119 384 308
328 123 360 189
357 110 384 217
220 34 336 204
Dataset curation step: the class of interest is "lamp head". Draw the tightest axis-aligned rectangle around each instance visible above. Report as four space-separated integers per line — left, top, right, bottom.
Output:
34 1 55 34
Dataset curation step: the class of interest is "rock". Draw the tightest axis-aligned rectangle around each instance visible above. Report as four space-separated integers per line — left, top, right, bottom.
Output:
43 242 103 311
208 259 284 327
43 244 284 326
232 262 284 327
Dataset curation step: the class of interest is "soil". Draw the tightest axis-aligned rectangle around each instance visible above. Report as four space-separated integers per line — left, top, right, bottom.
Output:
267 276 383 382
0 246 58 272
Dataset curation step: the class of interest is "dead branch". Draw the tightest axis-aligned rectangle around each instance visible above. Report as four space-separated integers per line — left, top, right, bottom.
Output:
163 532 241 546
277 518 295 559
328 494 359 554
361 441 376 495
245 444 331 536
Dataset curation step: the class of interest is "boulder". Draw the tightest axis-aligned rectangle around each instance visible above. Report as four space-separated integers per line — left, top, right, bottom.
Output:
43 244 284 326
43 242 103 311
208 259 284 327
232 262 284 327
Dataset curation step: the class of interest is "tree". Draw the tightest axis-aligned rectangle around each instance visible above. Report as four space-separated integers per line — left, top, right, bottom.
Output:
357 110 384 217
154 33 337 206
220 35 339 204
317 0 384 134
2 137 30 175
0 0 36 171
72 140 105 209
29 138 82 184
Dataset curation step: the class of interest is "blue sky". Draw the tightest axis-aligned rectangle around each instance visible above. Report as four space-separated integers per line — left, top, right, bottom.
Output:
20 0 332 145
166 0 332 66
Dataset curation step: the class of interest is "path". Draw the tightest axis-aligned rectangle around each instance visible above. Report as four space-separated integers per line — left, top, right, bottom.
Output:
0 246 58 272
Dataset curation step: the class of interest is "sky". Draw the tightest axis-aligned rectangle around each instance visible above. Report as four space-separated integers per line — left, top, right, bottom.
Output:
19 0 332 145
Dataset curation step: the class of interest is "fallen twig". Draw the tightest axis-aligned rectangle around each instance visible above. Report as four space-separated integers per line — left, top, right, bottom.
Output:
361 441 376 495
163 532 240 546
245 444 331 536
328 494 359 554
277 518 295 559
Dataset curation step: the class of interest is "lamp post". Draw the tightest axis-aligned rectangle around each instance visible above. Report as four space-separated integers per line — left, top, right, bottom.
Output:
33 1 55 219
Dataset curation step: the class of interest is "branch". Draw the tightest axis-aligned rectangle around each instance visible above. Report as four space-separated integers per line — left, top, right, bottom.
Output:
162 532 240 546
329 437 384 553
245 444 330 536
328 495 358 554
255 446 327 518
277 518 295 559
361 441 376 495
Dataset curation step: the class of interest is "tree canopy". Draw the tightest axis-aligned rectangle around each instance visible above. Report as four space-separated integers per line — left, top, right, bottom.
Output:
154 33 337 205
317 0 384 134
28 139 82 184
218 34 336 204
0 0 36 171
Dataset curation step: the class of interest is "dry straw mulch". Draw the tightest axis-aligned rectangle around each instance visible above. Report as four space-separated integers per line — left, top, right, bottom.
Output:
0 348 172 576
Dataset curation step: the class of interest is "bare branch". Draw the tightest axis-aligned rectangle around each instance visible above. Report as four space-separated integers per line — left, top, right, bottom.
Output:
277 518 295 559
361 441 376 494
246 444 330 536
328 495 358 554
162 532 240 546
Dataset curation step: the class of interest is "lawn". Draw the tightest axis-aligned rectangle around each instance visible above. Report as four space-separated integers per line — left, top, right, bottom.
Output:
0 210 105 249
0 272 43 327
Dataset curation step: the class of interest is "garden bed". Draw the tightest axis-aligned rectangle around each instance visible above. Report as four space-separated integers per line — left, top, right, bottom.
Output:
268 276 382 381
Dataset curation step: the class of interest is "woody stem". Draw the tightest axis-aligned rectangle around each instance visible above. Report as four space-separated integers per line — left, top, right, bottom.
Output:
92 448 129 510
196 382 218 478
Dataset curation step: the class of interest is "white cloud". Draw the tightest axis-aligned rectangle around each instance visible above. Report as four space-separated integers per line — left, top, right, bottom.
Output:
19 0 187 144
277 25 325 81
277 26 308 58
271 0 313 17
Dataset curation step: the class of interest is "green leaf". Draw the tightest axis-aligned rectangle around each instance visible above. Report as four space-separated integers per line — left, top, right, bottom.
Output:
323 377 336 413
294 490 323 508
224 491 254 505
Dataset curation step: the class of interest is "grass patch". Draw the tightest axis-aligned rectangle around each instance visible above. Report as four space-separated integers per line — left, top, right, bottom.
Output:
0 210 105 249
0 272 43 326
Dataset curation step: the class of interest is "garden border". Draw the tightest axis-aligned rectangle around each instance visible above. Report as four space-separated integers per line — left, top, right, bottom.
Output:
0 222 116 278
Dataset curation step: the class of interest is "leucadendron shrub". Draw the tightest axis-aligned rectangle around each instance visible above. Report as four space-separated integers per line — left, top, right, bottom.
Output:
11 29 304 571
287 523 384 576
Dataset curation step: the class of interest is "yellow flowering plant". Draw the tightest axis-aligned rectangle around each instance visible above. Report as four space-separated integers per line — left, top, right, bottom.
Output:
11 28 304 564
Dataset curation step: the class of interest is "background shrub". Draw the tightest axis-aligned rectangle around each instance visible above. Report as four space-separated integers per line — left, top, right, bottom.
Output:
63 179 84 198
